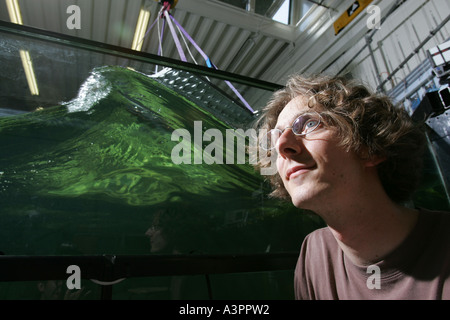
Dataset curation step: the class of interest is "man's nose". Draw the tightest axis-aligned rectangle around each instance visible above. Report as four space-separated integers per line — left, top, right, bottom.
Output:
145 228 154 237
276 129 303 159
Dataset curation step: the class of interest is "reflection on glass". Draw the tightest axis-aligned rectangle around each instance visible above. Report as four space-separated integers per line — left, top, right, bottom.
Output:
0 22 447 300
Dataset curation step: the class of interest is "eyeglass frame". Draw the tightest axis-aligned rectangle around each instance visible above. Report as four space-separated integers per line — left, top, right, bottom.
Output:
260 111 323 151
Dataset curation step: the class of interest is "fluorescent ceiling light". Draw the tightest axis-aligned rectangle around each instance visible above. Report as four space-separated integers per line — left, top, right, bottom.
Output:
5 0 23 24
20 50 39 96
131 9 151 51
6 0 40 96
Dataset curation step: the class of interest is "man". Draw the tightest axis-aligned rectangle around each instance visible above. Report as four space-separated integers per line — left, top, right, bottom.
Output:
256 74 450 299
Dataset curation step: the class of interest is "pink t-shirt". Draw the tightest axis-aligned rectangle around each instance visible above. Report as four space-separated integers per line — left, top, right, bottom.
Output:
294 208 450 299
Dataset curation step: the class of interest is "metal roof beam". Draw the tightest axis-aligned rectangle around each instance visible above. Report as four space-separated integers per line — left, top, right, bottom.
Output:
175 0 295 43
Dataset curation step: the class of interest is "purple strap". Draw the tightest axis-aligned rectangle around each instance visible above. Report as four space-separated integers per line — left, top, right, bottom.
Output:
169 15 209 62
136 7 255 114
169 14 255 114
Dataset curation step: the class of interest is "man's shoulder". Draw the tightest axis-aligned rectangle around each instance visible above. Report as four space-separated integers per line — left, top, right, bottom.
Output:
301 226 338 256
304 226 334 243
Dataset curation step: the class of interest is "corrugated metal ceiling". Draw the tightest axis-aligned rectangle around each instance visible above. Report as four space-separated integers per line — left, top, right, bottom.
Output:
0 0 341 112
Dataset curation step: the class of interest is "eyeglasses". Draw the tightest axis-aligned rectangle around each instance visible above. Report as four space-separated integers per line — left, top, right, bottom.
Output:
260 111 322 150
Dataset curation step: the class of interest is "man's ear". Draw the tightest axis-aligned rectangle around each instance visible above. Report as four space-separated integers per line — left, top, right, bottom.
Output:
358 148 386 167
363 155 386 167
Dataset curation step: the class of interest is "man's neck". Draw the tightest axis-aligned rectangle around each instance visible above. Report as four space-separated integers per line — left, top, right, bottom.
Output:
324 199 419 266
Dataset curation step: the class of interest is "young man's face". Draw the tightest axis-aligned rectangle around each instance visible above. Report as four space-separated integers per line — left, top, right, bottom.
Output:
275 96 368 212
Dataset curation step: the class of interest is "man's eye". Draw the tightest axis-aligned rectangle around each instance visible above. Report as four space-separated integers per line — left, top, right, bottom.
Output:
305 119 318 129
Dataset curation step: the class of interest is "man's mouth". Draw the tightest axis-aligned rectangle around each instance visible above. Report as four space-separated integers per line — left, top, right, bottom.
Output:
286 165 316 180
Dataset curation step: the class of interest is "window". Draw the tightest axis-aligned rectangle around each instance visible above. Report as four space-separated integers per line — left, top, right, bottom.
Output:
272 0 290 24
214 0 316 26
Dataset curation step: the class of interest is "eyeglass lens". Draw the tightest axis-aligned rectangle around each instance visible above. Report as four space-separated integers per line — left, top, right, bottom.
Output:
262 113 320 150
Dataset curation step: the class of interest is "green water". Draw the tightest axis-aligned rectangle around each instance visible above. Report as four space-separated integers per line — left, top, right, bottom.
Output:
0 66 323 259
0 66 447 299
0 66 319 299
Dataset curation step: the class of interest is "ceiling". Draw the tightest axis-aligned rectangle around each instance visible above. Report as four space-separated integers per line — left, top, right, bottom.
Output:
0 0 354 113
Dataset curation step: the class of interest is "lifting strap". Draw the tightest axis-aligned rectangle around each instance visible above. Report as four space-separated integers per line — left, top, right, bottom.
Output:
143 3 255 114
164 10 187 62
168 13 255 114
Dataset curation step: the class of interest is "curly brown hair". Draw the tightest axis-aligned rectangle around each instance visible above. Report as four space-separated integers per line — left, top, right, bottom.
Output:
255 74 426 204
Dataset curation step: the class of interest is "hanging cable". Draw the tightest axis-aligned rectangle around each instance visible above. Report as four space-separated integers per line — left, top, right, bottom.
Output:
168 13 255 113
168 14 210 65
157 10 164 57
145 1 255 113
176 23 199 66
164 10 187 62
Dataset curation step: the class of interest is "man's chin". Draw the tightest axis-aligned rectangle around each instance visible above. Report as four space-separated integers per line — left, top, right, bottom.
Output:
289 189 317 211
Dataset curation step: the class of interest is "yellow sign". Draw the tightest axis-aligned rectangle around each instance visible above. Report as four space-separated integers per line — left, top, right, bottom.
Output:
333 0 374 35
